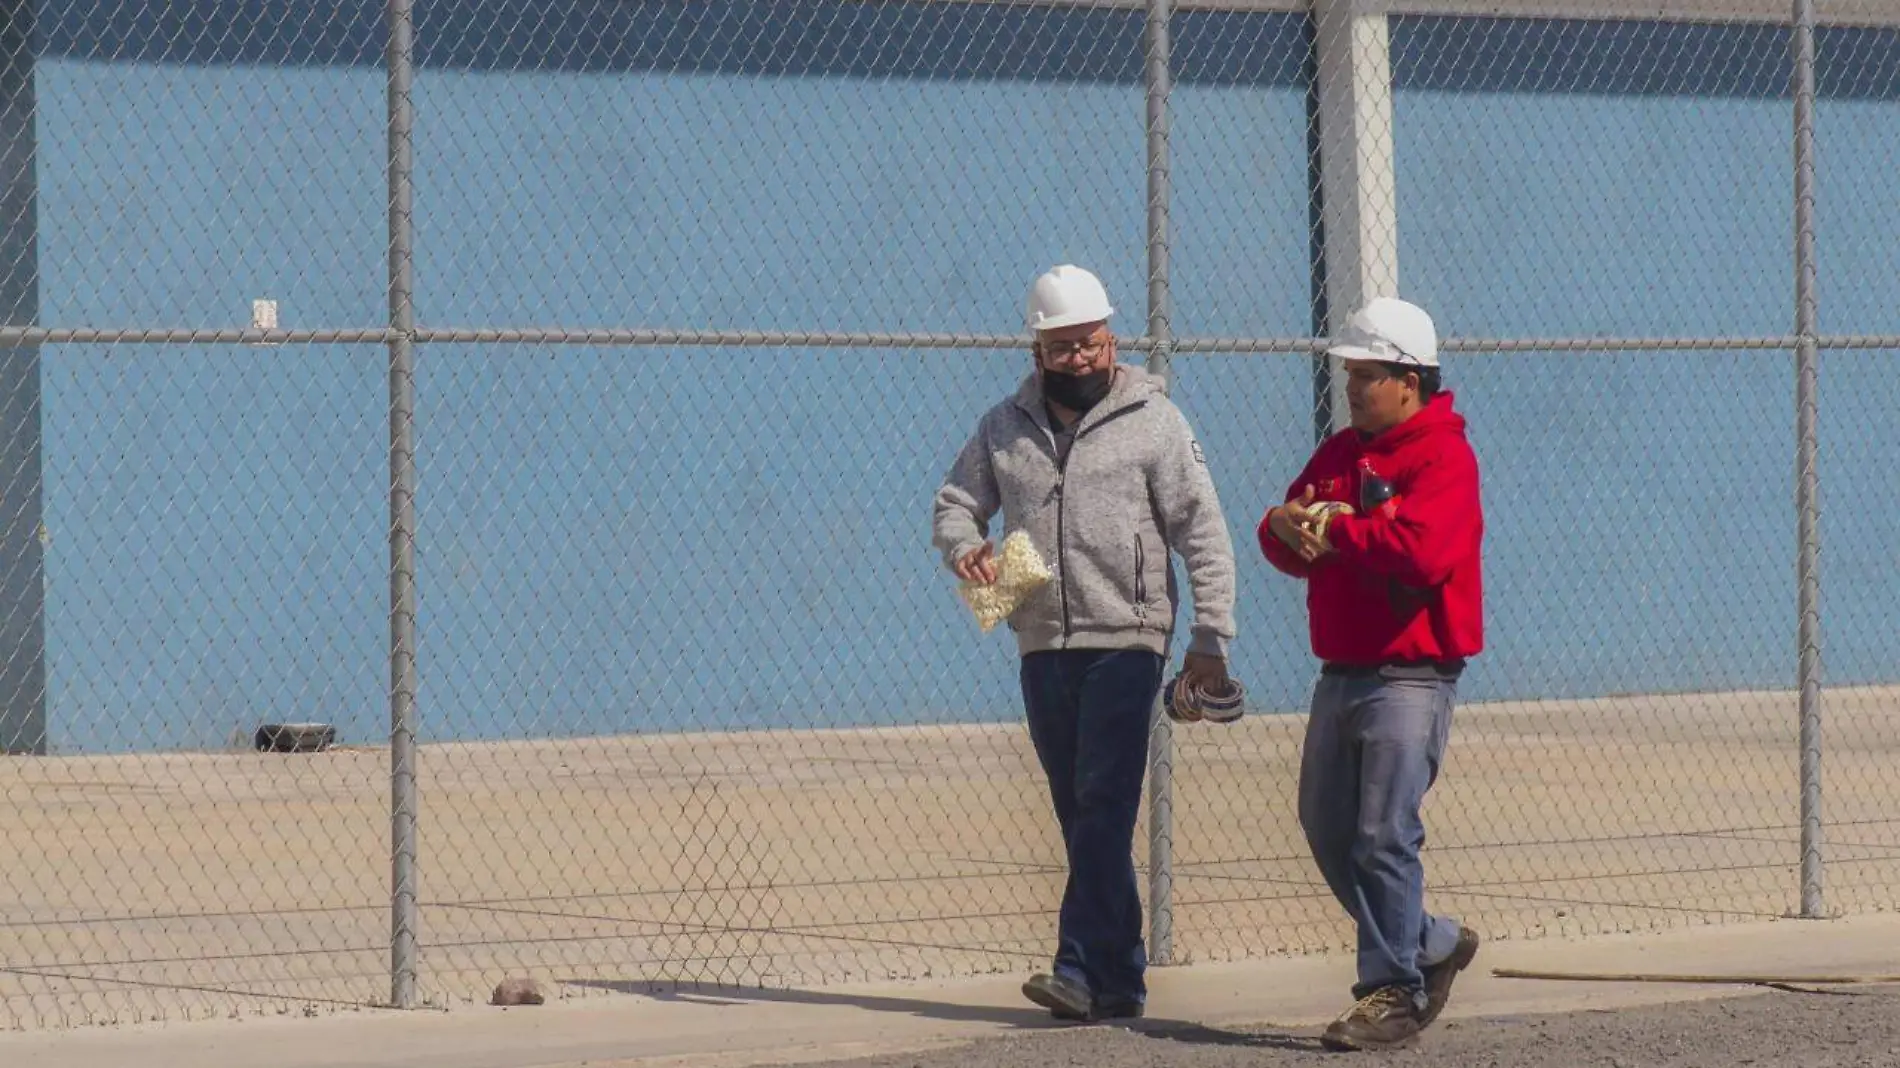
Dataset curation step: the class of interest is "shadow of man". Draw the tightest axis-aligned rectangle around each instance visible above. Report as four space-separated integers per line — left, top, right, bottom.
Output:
562 978 1326 1050
561 978 1059 1028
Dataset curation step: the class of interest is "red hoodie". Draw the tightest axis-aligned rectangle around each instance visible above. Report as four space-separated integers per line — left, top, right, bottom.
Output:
1257 392 1484 666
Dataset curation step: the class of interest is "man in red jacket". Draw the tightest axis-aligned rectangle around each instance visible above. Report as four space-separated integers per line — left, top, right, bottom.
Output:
1258 297 1484 1052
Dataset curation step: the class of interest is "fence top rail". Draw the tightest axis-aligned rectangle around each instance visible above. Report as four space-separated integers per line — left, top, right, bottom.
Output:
0 327 1893 352
945 0 1899 30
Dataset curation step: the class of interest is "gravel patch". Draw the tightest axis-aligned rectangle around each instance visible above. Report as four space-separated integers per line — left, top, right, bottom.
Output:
793 987 1900 1068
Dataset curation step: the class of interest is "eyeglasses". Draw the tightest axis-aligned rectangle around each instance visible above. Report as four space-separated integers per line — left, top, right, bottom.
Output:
1039 335 1111 363
1363 339 1419 364
1336 329 1424 367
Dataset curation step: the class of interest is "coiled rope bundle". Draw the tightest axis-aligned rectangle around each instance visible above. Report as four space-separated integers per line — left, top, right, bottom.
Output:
1163 671 1247 724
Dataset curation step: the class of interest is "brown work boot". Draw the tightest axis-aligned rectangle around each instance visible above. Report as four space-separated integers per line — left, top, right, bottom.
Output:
1320 985 1424 1052
1419 927 1481 1027
1021 972 1092 1021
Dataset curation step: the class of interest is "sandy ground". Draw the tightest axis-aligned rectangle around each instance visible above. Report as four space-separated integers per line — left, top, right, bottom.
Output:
0 684 1895 1031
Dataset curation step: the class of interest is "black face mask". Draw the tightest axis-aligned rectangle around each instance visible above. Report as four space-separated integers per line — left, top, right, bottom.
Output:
1042 367 1113 413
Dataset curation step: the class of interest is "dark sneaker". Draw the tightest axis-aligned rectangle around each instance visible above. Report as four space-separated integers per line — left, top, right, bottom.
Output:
1419 927 1481 1027
1320 985 1424 1052
1021 973 1093 1020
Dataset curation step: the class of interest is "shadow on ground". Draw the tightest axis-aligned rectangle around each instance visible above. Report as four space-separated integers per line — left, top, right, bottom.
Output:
562 977 1326 1051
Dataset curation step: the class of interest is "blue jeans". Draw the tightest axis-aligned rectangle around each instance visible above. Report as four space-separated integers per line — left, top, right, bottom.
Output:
1299 669 1464 1000
1019 648 1165 1005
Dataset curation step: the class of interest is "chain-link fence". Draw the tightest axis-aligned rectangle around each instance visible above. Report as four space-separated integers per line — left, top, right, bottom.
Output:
0 0 1893 1031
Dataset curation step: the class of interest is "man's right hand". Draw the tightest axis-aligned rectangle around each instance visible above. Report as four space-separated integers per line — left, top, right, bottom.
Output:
954 541 998 584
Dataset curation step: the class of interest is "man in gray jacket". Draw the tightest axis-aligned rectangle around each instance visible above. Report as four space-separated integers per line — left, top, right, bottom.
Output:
932 264 1238 1022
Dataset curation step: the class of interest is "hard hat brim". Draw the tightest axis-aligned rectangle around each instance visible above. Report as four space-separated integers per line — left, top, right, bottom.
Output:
1029 309 1114 333
1328 342 1439 369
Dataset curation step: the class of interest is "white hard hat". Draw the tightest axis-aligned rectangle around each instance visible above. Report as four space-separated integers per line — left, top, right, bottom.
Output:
1328 297 1439 368
1025 264 1115 333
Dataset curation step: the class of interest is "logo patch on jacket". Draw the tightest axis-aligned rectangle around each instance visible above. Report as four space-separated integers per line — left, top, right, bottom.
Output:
1190 440 1206 465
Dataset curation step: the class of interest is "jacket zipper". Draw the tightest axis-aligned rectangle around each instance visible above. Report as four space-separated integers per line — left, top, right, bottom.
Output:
1055 465 1069 642
1050 403 1146 644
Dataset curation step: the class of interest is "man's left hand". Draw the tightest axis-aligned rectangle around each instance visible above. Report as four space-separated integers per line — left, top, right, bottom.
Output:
1180 652 1229 693
1302 501 1354 560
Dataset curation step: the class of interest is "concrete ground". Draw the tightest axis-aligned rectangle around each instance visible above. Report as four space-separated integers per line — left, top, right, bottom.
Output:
0 684 1895 1034
5 912 1900 1068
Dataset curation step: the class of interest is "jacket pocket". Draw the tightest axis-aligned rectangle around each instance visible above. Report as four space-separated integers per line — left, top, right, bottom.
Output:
1133 533 1148 607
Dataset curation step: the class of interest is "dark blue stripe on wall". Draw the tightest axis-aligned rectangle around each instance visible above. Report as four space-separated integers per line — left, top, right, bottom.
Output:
0 0 43 755
417 0 1151 81
27 2 1900 98
29 1 1306 87
32 1 385 67
1393 16 1900 100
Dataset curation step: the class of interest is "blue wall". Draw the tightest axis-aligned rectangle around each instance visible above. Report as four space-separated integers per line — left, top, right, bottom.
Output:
20 3 1897 751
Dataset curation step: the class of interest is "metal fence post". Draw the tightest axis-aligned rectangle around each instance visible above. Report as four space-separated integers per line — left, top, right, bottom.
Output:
1791 0 1824 920
1311 0 1398 436
1143 0 1177 967
386 0 422 1006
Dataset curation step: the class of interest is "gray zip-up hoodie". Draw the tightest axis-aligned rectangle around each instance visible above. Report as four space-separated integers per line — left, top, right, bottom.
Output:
932 364 1237 660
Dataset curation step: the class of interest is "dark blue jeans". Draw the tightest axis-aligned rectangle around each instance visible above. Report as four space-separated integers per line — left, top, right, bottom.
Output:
1299 670 1464 1000
1019 648 1165 1005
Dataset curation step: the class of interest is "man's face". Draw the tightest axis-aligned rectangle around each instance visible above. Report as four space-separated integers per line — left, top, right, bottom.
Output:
1033 321 1115 376
1343 359 1419 434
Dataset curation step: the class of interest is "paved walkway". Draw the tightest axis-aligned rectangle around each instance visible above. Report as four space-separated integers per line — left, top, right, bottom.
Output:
7 912 1900 1067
